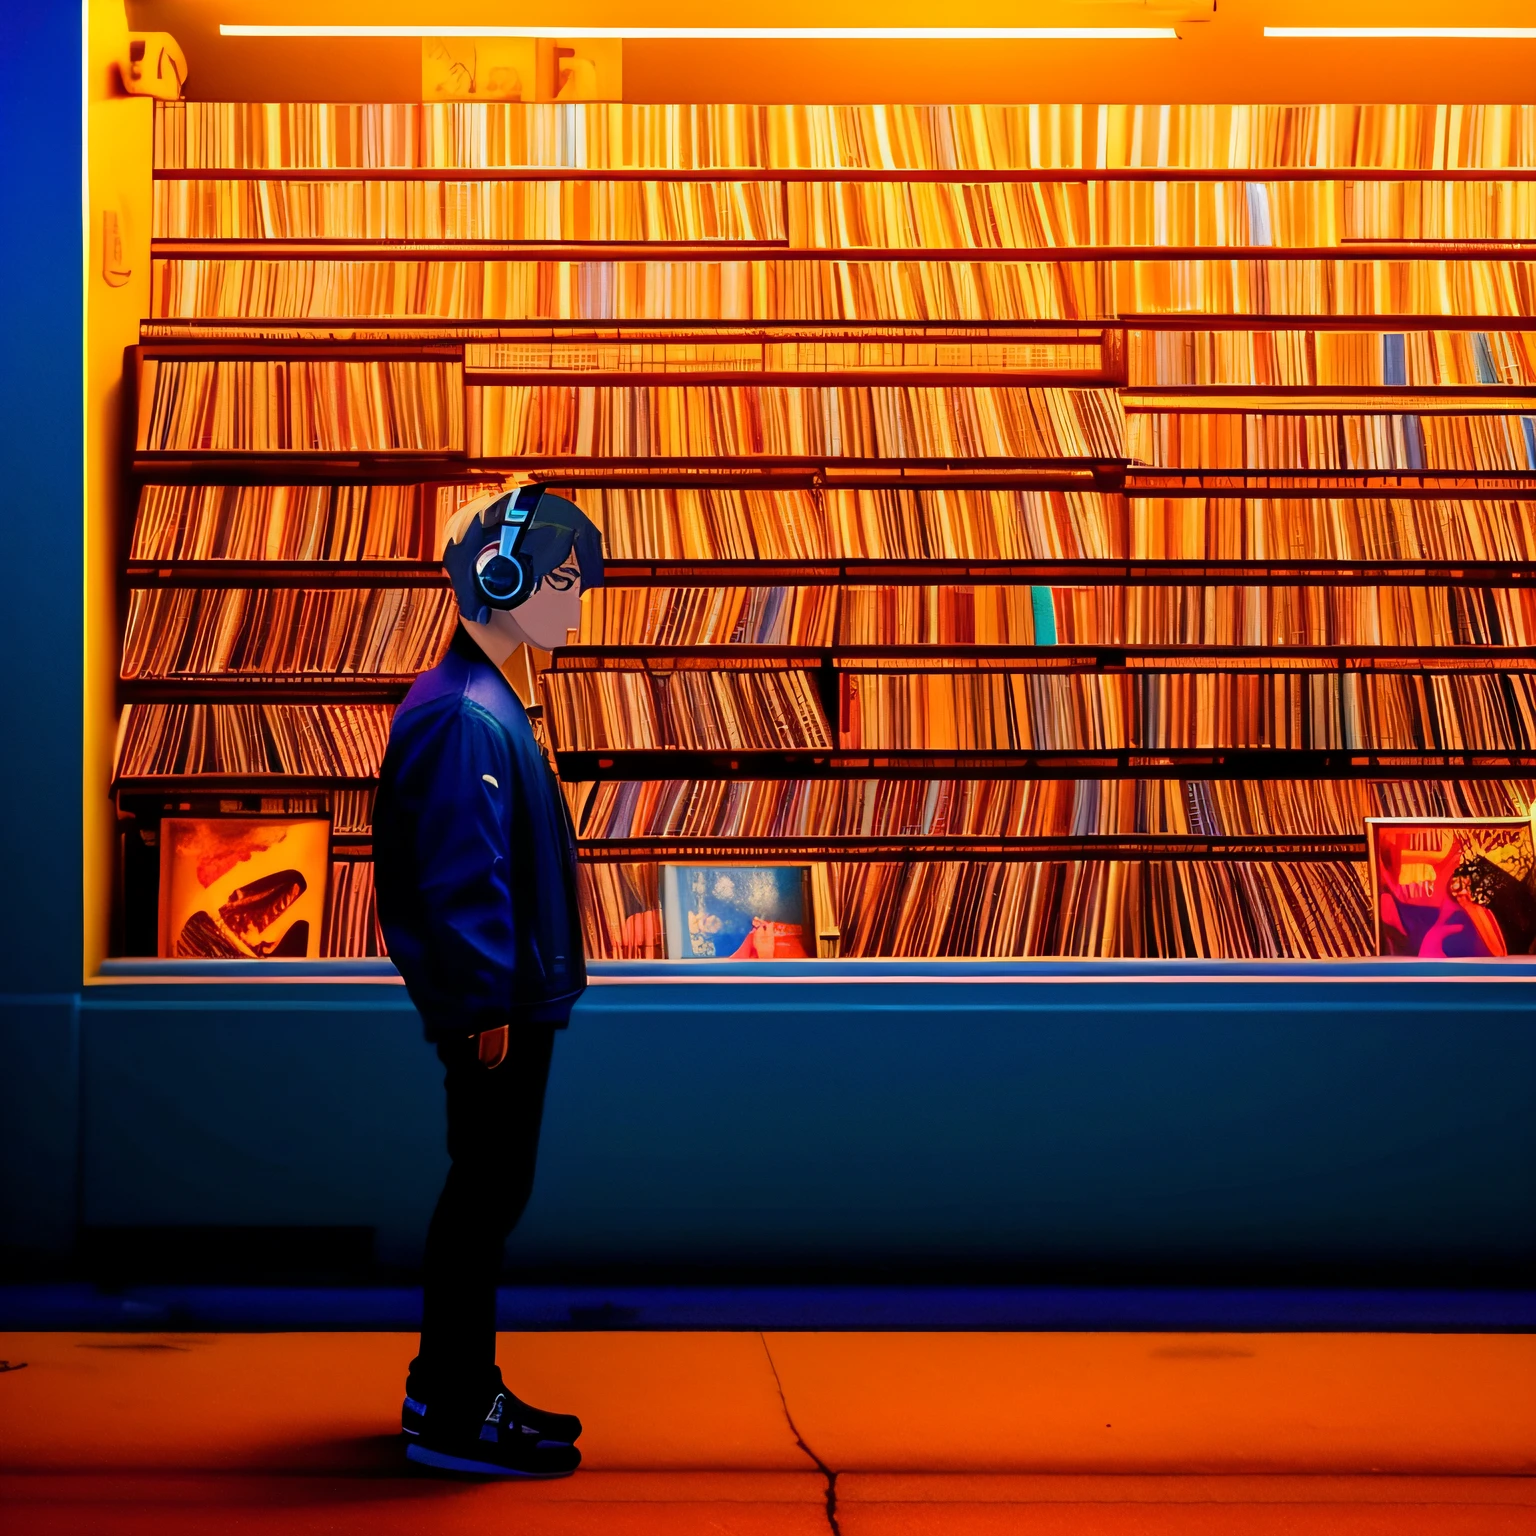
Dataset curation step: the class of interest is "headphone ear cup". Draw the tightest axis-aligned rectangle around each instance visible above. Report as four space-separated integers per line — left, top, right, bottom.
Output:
473 544 534 609
503 553 534 606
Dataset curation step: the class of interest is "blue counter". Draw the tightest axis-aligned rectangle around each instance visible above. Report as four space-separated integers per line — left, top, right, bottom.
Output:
4 958 1530 1279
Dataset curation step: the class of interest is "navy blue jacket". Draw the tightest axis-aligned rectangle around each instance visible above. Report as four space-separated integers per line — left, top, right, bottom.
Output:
374 626 586 1039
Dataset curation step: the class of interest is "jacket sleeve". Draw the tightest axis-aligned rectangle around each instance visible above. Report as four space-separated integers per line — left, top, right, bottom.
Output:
410 703 518 1032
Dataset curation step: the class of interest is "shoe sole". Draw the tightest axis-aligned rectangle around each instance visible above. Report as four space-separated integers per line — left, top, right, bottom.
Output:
405 1441 578 1478
404 1424 576 1446
404 1412 580 1443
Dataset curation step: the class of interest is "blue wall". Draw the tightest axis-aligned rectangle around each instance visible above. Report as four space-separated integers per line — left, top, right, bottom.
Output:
59 961 1536 1278
1 2 1531 1282
0 1 87 1261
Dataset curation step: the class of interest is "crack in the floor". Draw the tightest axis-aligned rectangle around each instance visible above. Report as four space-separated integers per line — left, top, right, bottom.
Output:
758 1333 841 1536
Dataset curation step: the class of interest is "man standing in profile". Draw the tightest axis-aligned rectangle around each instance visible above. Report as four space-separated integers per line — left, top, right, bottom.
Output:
373 484 604 1477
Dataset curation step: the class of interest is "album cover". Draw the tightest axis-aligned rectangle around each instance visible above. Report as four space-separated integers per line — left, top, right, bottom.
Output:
660 863 816 960
158 817 331 959
1366 816 1536 958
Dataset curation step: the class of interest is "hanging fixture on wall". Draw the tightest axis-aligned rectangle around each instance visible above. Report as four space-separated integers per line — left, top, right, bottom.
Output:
119 31 187 98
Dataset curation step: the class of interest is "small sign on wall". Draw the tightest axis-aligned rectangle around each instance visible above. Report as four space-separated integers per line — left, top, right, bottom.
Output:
422 37 622 102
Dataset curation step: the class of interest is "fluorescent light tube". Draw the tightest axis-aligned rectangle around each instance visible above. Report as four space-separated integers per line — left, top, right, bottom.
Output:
220 24 1179 40
1265 26 1536 38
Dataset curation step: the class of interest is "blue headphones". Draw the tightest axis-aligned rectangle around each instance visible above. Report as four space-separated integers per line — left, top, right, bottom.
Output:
471 485 545 611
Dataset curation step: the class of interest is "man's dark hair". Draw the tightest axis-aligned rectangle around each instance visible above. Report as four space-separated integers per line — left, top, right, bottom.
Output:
443 487 605 621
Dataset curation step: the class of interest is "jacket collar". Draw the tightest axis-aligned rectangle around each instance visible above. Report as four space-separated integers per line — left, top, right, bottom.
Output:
446 622 531 719
451 622 499 668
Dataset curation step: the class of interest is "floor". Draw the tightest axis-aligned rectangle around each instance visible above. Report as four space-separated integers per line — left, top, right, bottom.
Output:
1 1330 1533 1533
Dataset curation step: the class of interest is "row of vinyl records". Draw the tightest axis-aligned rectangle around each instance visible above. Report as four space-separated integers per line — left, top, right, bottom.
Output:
172 838 389 957
131 483 456 563
467 384 1126 462
120 586 458 679
121 332 1536 392
578 775 1534 840
149 257 1536 322
136 359 464 454
1129 329 1536 388
117 583 1536 671
136 364 1126 461
111 673 1536 777
588 584 1536 650
241 851 1386 960
130 484 1536 566
580 859 1380 960
125 357 1536 469
116 703 393 780
137 783 1536 959
1128 413 1536 473
297 854 1373 960
202 791 380 834
324 859 386 958
154 102 1536 172
120 330 1536 389
545 668 1536 754
153 177 1536 249
168 777 1533 842
459 337 1106 376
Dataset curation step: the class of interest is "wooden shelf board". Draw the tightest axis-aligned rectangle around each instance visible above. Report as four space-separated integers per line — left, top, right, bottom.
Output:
111 754 1536 791
479 456 1125 469
555 748 1536 781
134 317 1536 341
550 642 1536 672
120 679 413 702
124 461 1117 490
122 558 1536 591
153 239 1536 262
126 562 446 587
1125 472 1536 494
114 774 379 792
576 834 1369 863
1123 315 1536 333
1124 388 1536 414
151 167 1536 184
128 456 473 483
136 341 465 361
597 559 1536 589
463 369 1116 387
139 319 1110 340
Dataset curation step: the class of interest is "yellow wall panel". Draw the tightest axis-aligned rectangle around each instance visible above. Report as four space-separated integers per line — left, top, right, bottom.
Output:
86 0 152 976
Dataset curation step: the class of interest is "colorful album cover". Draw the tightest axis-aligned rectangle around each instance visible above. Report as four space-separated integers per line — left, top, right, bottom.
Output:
1366 816 1536 958
158 817 331 959
660 864 815 960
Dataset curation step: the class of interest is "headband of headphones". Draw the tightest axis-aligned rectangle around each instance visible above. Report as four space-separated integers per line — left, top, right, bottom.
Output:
470 485 545 614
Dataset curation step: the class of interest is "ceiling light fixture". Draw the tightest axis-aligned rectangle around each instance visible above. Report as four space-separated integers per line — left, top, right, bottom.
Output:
219 24 1180 40
1265 26 1536 38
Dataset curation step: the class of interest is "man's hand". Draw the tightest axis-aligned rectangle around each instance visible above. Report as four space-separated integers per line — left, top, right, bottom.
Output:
477 1024 510 1069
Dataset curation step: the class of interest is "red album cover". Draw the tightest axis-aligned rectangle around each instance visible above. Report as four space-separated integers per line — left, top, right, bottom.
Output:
159 817 331 959
1367 817 1536 958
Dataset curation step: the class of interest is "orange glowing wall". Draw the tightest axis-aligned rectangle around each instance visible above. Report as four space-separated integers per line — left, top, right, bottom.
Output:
126 0 1536 104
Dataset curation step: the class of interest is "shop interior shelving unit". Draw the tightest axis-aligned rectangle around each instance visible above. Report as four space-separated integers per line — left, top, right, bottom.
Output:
114 102 1536 959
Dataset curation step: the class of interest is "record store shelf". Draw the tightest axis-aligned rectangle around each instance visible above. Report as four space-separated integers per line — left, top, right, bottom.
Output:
553 747 1536 783
123 558 1536 591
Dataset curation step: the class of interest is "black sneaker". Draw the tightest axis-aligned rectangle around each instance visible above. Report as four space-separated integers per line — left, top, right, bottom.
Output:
403 1379 582 1446
404 1389 582 1478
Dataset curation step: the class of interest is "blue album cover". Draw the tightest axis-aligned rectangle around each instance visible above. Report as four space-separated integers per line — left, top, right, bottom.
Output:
661 864 813 960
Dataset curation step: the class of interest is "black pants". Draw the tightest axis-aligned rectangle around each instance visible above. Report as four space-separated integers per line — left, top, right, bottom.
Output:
408 1024 556 1406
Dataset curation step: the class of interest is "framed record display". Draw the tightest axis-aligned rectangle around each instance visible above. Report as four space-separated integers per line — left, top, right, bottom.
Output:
1366 816 1536 958
660 862 838 960
158 816 331 959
